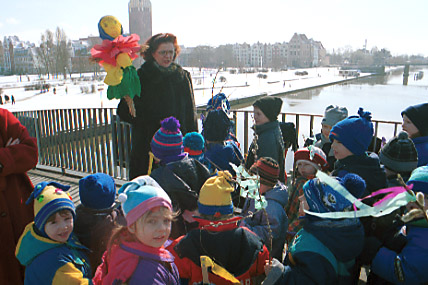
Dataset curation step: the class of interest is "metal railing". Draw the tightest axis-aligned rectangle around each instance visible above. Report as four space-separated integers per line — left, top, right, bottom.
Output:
13 108 402 180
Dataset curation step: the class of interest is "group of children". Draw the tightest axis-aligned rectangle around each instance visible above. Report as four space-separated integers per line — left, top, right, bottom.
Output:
14 99 428 284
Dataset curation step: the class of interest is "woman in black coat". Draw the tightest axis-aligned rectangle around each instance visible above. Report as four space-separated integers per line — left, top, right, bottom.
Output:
118 33 197 179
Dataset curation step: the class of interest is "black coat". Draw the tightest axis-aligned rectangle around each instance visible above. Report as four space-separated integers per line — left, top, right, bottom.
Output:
118 61 197 179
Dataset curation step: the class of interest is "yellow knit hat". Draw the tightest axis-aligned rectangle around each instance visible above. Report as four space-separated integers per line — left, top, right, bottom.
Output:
198 171 234 216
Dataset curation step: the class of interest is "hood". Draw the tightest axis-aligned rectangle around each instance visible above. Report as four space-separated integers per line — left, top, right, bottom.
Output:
304 217 364 262
15 222 86 266
265 183 288 208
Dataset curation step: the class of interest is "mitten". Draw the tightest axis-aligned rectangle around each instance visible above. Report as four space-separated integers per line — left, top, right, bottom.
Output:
262 258 285 285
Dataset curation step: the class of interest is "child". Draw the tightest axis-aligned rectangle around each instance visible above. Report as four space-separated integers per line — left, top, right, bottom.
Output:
150 116 211 238
263 173 366 285
285 146 328 239
245 96 286 183
330 107 387 196
370 166 428 284
15 182 92 284
74 172 126 276
240 157 288 261
168 171 269 284
314 105 348 171
401 103 428 166
379 131 418 187
183 131 205 163
202 109 243 176
93 175 180 284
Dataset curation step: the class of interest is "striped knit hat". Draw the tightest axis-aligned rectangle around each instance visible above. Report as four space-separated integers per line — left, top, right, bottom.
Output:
198 171 234 216
151 117 186 164
250 157 280 187
294 146 329 171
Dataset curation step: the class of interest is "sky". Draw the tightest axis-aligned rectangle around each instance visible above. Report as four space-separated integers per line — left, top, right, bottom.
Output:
1 0 427 56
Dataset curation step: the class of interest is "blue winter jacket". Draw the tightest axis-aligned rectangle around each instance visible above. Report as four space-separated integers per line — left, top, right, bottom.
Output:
240 183 289 260
412 135 428 166
204 141 243 176
15 222 92 285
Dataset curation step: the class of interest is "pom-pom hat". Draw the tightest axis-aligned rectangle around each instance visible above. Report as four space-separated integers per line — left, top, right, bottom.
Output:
183 132 205 161
294 146 328 171
151 117 186 164
322 105 348 127
407 166 428 195
79 173 116 209
118 176 172 226
253 97 283 122
198 171 234 216
329 107 374 155
250 157 280 187
303 173 366 213
379 131 418 173
26 182 75 237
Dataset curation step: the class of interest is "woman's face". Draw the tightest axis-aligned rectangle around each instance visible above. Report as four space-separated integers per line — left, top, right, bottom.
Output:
402 114 419 138
152 42 175 68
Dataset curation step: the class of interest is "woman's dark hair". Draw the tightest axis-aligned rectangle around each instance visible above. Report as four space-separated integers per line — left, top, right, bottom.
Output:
141 33 181 62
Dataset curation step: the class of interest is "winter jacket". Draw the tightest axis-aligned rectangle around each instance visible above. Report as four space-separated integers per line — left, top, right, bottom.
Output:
240 182 289 260
94 240 179 285
285 175 308 237
150 157 211 238
0 109 38 285
275 217 364 284
371 222 428 284
204 141 243 176
15 223 92 285
411 135 428 166
117 61 197 179
168 217 269 285
245 121 285 183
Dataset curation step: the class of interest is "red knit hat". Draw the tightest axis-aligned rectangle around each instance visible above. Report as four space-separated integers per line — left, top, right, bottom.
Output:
294 146 329 171
250 157 280 187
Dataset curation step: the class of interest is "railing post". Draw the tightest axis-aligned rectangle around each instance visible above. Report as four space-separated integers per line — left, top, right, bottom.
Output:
373 121 379 152
309 115 314 137
244 111 249 155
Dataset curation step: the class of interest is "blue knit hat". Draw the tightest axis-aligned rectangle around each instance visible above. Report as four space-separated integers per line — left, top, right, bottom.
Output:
206 93 230 114
407 166 428 195
79 173 116 209
303 173 366 213
329 107 374 155
151 117 186 164
183 132 205 162
118 176 172 226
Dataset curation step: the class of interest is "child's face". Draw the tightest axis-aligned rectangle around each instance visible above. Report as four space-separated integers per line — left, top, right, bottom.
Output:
129 206 172 248
253 106 270 126
331 139 353 160
44 210 74 243
402 114 419 138
297 161 317 178
321 123 332 139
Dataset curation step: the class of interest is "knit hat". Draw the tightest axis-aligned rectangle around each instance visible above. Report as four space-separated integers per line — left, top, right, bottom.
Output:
379 131 418 173
198 171 234 216
253 97 283 122
118 175 172 226
401 103 428 136
322 105 348 127
407 166 428 195
203 109 232 142
250 157 279 187
303 173 366 213
206 93 231 114
79 173 116 209
26 182 75 237
183 132 205 161
294 146 329 171
151 117 186 164
329 107 374 155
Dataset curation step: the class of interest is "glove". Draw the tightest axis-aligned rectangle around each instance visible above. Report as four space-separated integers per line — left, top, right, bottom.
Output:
262 258 285 285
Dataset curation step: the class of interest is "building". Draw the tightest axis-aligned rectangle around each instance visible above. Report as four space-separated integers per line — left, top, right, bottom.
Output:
1 36 38 75
129 0 152 67
70 37 101 75
232 42 288 68
287 33 326 68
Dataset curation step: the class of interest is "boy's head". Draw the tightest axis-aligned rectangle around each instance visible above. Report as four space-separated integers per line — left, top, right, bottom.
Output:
250 157 279 192
253 97 283 125
321 105 348 138
203 109 231 142
379 131 418 175
26 182 75 240
198 171 234 219
294 146 328 178
183 132 205 161
329 107 374 157
401 103 428 138
151 116 186 164
302 173 366 213
79 173 116 210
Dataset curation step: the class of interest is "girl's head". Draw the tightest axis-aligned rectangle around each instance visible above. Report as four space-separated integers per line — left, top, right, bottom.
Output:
401 103 428 139
294 146 328 178
142 33 180 67
45 209 74 243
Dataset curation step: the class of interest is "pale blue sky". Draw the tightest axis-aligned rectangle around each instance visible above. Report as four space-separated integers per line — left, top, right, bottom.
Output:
1 0 427 56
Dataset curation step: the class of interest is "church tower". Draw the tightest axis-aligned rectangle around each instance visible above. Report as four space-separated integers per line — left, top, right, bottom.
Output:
129 0 152 66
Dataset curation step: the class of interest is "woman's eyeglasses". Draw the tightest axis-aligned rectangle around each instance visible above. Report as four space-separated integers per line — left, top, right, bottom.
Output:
157 50 175 56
